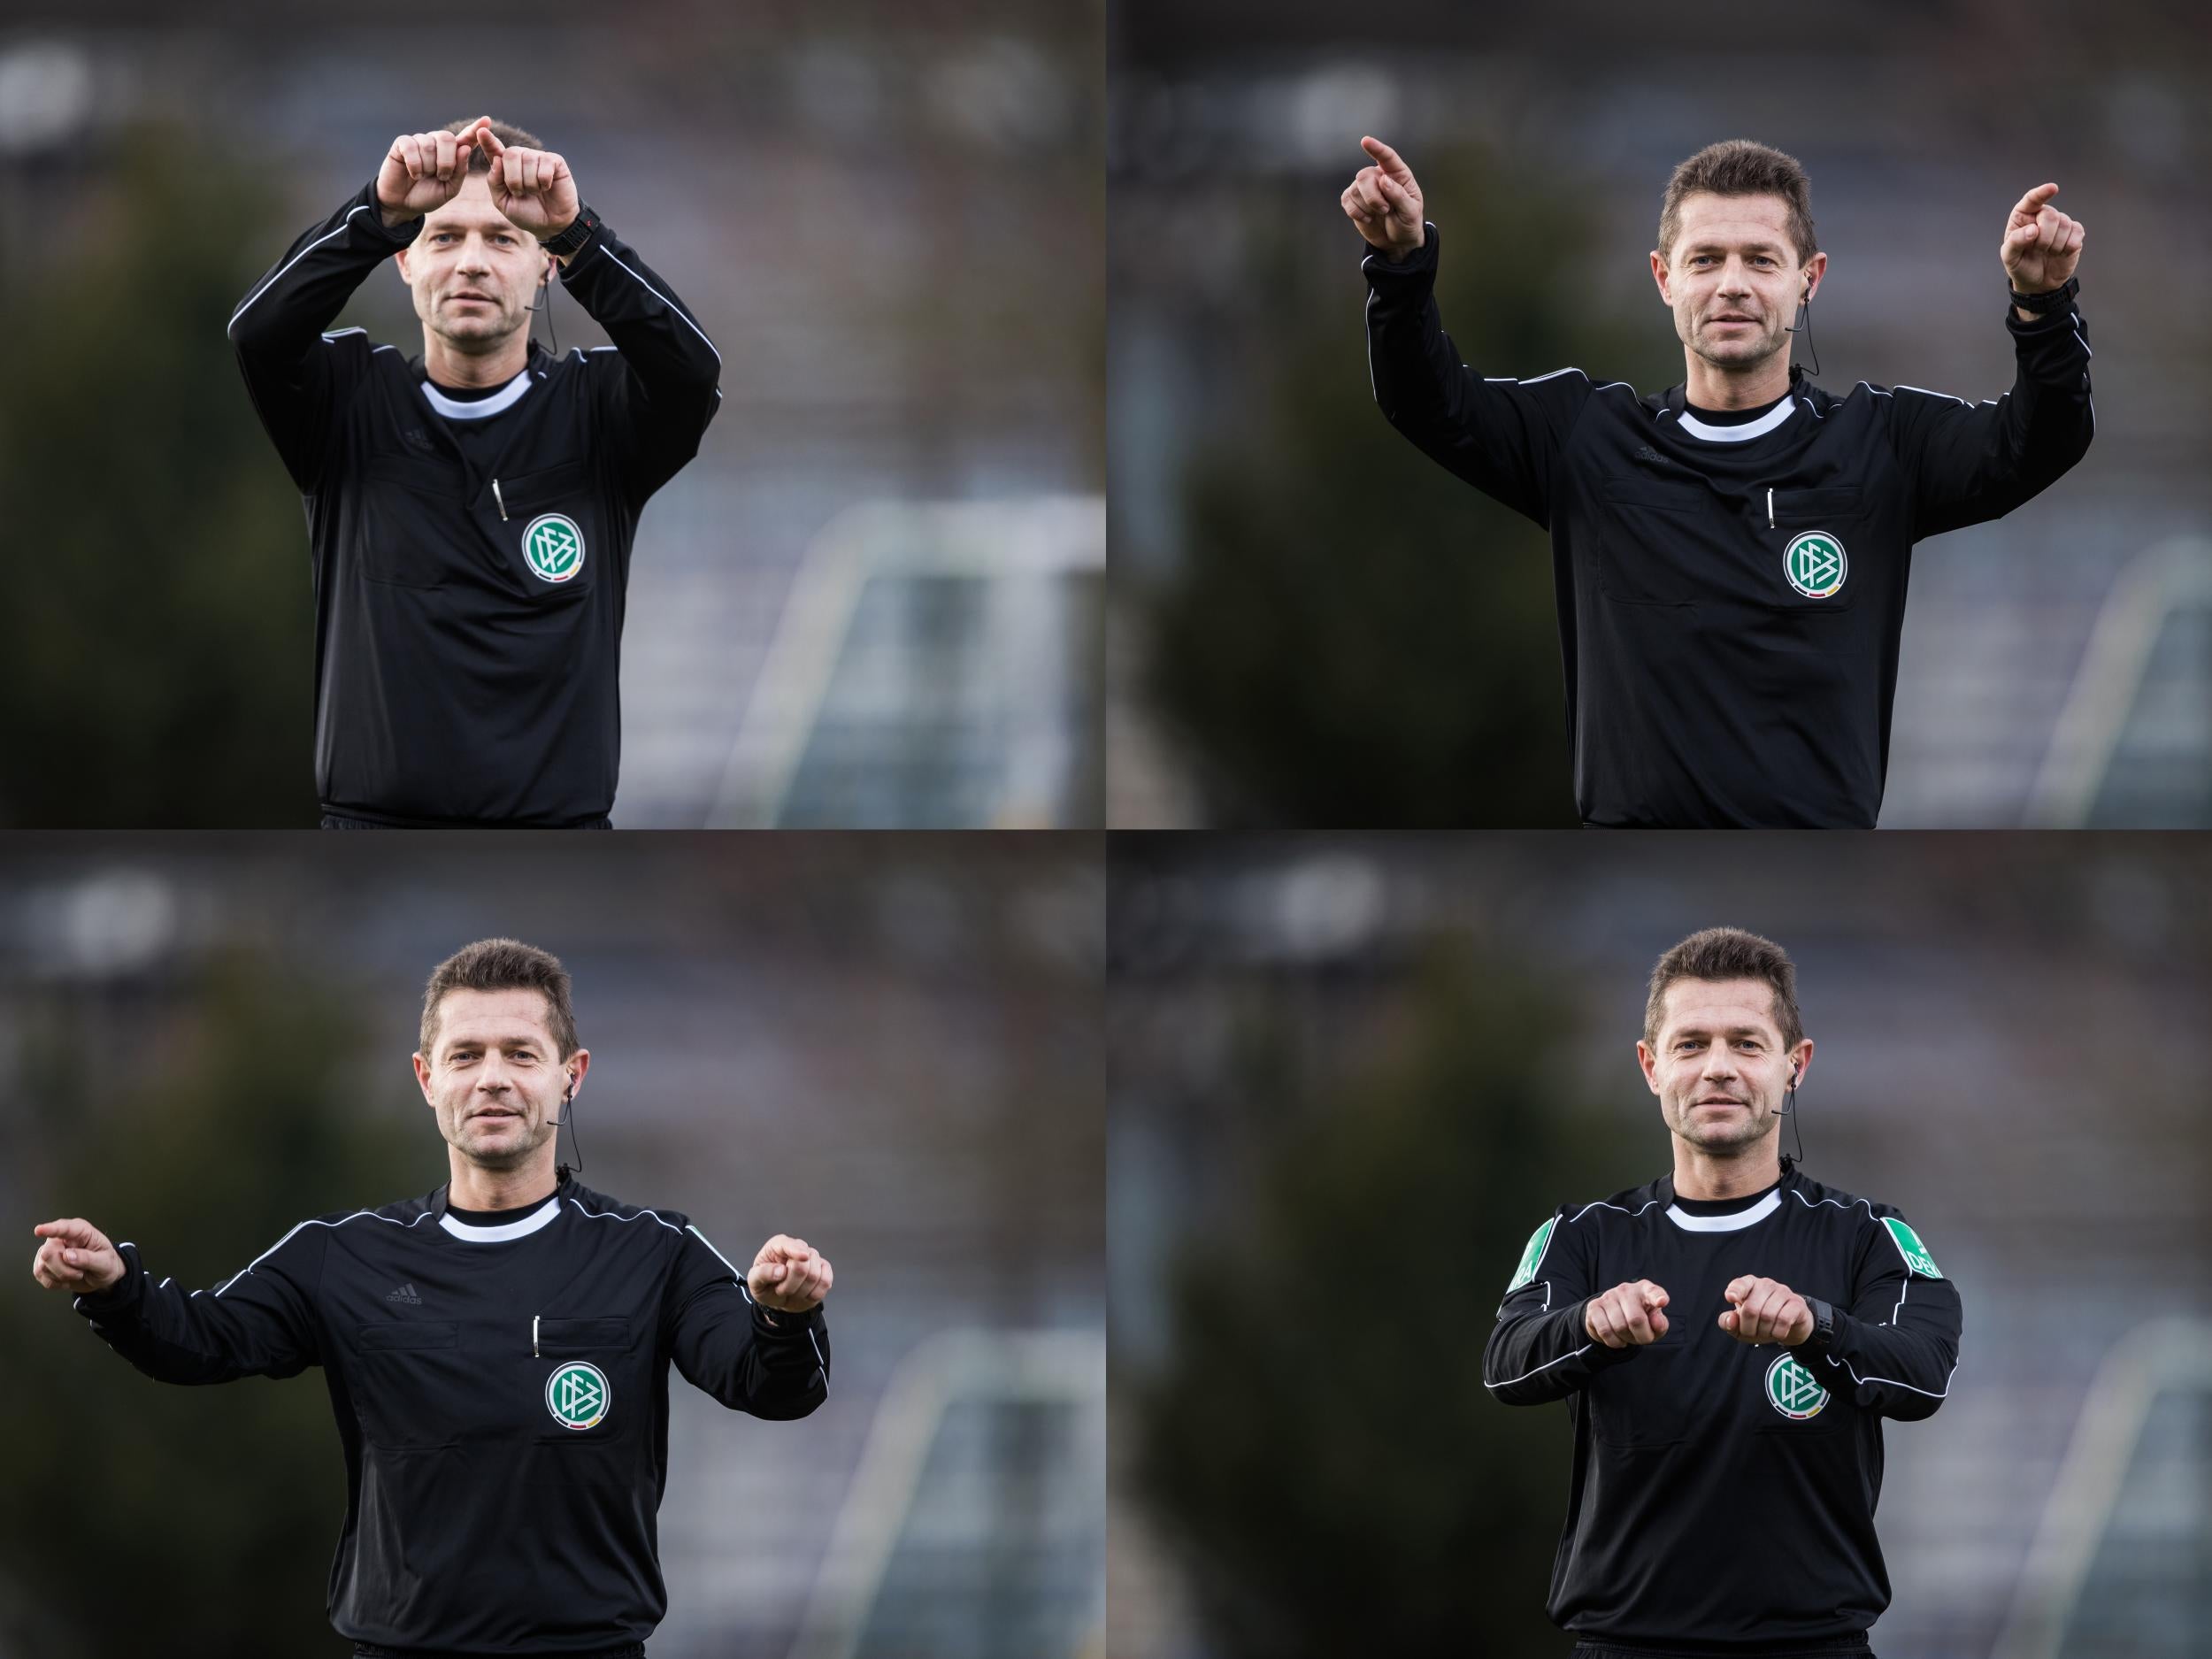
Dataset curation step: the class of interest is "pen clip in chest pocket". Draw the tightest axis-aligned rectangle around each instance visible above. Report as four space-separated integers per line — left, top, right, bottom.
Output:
489 462 595 593
1764 486 1863 611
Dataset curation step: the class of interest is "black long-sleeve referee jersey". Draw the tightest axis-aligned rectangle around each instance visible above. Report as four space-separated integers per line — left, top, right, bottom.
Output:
1364 223 2095 828
70 1173 827 1656
229 180 723 826
1484 1166 1961 1651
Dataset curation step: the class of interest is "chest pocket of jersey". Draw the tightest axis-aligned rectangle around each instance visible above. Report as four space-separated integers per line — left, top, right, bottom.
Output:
531 1315 638 1441
1763 486 1864 616
359 457 467 588
352 1321 469 1448
1586 1338 1693 1448
495 462 598 598
1589 475 1719 607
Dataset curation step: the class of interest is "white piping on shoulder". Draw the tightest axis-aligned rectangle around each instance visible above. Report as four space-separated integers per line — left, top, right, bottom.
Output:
567 1197 686 1235
193 1208 437 1297
228 204 373 336
1567 1198 1663 1224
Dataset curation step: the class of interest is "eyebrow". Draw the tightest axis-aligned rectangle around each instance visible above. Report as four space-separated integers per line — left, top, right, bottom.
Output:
422 220 523 235
1682 241 1787 257
1671 1024 1770 1040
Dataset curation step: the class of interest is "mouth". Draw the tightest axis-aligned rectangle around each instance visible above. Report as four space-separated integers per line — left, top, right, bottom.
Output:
1709 317 1757 328
449 294 494 306
1694 1097 1747 1109
473 1110 520 1123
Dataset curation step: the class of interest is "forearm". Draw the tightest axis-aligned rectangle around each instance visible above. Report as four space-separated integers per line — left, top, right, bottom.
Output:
231 180 420 356
677 1296 830 1419
1483 1302 1633 1404
71 1242 314 1386
1798 1294 1960 1420
556 215 721 397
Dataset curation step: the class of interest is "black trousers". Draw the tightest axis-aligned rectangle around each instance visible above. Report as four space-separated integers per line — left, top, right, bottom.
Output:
319 813 614 830
352 1646 643 1658
1571 1644 1873 1659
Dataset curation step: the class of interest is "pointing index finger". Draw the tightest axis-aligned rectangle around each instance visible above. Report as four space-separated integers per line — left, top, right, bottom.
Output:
1360 136 1412 181
2010 182 2060 221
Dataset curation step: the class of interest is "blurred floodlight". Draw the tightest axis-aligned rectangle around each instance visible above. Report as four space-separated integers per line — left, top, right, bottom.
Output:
25 870 178 979
926 37 1068 150
1270 854 1386 962
0 40 94 156
1288 65 1398 169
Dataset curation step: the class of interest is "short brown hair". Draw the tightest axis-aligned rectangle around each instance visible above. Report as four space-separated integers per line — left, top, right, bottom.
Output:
420 937 579 1058
442 117 546 175
1643 926 1804 1052
1657 140 1817 266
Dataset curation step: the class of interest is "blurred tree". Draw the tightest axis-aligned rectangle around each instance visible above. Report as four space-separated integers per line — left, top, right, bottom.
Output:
0 127 320 826
1130 944 1635 1655
1143 148 1678 826
0 949 424 1656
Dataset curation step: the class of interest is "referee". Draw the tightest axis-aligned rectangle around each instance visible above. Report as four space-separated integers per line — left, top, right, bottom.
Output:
1346 137 2094 828
1486 927 1961 1656
31 938 830 1658
229 118 722 827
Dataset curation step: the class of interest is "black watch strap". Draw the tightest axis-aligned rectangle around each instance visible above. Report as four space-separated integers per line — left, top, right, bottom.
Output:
540 203 603 259
2008 273 2078 314
1804 1296 1838 1348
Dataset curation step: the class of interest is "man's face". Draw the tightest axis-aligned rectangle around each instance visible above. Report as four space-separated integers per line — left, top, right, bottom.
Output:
395 172 549 356
1650 192 1826 375
1636 977 1811 1157
413 987 573 1171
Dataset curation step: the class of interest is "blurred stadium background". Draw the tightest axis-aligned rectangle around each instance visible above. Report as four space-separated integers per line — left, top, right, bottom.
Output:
0 2 1102 827
1109 2 2212 827
0 834 1104 1657
1109 834 2212 1657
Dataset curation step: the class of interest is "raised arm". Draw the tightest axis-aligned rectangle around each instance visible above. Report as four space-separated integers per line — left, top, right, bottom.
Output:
1891 182 2093 539
477 126 722 505
227 124 486 490
34 1214 322 1385
664 1225 830 1420
1483 1211 1649 1405
1348 137 1590 527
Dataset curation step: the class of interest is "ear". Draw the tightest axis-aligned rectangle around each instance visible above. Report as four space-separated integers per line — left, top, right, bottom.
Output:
1634 1038 1663 1094
396 249 411 282
1801 250 1829 304
1649 248 1673 307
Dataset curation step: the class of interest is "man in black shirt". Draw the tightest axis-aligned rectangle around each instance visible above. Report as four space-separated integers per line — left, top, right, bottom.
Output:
1345 137 2093 826
32 938 829 1657
1485 926 1960 1656
230 118 722 826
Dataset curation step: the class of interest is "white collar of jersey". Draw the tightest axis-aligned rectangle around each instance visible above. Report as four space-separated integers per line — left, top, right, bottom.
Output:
1674 398 1796 443
1664 1188 1783 1232
420 369 534 421
440 1192 563 1242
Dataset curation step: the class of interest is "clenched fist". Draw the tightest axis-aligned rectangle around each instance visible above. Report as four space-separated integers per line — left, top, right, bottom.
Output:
1585 1279 1671 1348
748 1234 833 1316
379 119 491 227
476 127 579 241
1341 136 1425 260
2001 182 2084 299
1718 1274 1813 1346
29 1217 126 1294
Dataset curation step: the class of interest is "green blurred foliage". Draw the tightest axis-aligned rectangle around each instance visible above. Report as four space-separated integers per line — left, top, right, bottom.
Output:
0 127 321 826
1131 945 1630 1655
0 949 424 1655
1143 148 1679 826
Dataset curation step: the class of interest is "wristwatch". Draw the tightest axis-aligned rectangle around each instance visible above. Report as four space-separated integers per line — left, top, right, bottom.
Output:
539 204 603 259
2008 274 2078 315
1803 1296 1838 1350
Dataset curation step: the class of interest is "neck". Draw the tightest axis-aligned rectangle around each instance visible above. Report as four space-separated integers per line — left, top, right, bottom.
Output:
1671 1139 1784 1202
421 330 530 390
1682 349 1793 412
447 1154 558 1212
